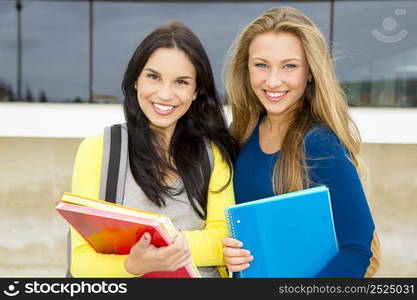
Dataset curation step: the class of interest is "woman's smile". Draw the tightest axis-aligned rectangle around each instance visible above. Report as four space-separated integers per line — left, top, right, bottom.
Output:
263 90 289 102
151 102 178 115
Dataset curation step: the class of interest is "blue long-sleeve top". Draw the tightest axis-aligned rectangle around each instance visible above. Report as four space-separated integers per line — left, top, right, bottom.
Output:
234 121 380 277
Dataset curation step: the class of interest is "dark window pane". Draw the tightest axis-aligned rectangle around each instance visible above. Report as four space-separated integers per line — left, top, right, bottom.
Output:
334 1 417 107
20 0 89 103
0 0 17 102
93 1 330 103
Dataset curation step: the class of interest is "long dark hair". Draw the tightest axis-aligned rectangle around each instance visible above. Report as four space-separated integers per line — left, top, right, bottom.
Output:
122 22 238 219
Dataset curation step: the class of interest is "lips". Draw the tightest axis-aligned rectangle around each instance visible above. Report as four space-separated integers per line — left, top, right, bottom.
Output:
151 102 177 115
263 90 288 102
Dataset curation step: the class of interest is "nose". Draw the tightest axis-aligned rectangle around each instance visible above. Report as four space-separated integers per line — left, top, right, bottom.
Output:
157 83 174 102
266 69 283 89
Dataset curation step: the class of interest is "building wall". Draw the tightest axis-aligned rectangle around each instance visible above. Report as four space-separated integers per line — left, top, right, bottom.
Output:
0 137 416 277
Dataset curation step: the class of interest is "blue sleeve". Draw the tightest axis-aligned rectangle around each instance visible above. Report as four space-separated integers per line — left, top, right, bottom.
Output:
305 127 375 277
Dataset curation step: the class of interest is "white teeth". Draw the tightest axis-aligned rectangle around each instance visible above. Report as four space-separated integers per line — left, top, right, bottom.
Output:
266 91 287 98
153 103 174 111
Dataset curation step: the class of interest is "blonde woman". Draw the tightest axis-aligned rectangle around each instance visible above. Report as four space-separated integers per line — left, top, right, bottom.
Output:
223 6 380 277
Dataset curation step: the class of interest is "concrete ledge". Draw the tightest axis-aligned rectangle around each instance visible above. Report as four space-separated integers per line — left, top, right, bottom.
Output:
1 138 416 277
0 103 124 139
1 103 416 143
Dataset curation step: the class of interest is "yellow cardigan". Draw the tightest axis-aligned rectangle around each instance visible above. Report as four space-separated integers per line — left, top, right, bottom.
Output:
70 135 234 278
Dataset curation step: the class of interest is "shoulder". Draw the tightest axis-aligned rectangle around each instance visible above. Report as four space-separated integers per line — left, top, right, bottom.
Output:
303 124 359 187
209 141 232 173
305 123 340 146
77 135 103 153
304 123 348 159
210 142 226 167
75 135 104 164
207 141 233 190
72 135 104 197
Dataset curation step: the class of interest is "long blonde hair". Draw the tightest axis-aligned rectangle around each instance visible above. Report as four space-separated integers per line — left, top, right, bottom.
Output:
225 6 362 194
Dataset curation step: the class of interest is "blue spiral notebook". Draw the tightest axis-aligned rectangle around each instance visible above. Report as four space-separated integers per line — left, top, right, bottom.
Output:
225 185 338 278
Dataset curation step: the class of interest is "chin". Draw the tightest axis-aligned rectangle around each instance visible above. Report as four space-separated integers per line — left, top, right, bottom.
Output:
262 103 286 115
148 119 173 129
266 109 287 116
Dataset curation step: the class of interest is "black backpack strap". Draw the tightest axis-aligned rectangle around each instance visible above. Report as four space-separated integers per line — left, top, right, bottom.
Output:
100 123 128 204
104 124 121 203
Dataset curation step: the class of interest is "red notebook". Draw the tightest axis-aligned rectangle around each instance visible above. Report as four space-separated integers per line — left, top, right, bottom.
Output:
56 193 200 278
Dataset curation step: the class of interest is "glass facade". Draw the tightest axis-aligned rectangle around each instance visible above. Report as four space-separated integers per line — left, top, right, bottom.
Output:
1 0 89 103
94 1 329 103
0 0 415 107
0 0 17 102
334 1 417 107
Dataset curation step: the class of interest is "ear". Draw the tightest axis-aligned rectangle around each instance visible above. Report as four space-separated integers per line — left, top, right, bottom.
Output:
308 71 313 83
134 81 138 90
192 91 198 101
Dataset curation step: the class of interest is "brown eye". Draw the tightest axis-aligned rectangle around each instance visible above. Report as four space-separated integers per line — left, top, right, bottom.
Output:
177 79 189 85
147 74 159 80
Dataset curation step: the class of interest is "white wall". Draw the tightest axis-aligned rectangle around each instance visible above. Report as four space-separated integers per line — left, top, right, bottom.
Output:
1 103 416 144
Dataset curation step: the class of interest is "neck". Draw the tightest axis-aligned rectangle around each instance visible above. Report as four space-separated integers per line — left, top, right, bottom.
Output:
151 125 177 179
262 99 302 135
263 111 291 136
150 124 176 150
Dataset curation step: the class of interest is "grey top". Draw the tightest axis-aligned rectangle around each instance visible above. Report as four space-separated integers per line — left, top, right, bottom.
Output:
123 165 221 278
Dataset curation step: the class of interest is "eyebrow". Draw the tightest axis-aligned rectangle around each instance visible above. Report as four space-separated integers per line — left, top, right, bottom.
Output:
144 68 194 80
252 57 302 63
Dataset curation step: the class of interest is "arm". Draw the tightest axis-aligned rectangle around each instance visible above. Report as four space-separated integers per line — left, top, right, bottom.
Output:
70 136 136 277
70 137 229 276
183 143 236 266
305 127 380 277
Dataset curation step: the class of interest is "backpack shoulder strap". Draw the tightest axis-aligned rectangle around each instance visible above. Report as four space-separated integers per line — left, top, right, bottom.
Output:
99 123 128 204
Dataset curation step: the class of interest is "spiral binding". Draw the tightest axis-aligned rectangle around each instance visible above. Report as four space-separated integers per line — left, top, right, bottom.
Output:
225 208 236 239
225 208 245 278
